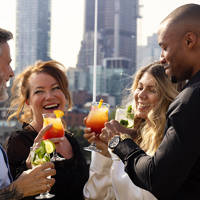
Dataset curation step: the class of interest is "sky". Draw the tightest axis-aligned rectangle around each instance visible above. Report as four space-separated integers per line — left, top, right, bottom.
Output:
0 0 200 69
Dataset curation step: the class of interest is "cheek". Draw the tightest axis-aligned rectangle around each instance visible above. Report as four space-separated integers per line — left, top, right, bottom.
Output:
133 91 138 103
150 95 160 107
57 92 67 108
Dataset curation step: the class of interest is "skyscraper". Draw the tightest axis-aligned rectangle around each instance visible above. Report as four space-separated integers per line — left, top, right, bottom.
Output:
77 0 139 75
15 0 51 74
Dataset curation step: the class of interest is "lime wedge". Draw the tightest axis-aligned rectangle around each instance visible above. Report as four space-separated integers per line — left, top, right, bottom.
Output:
120 119 134 128
127 120 134 128
43 139 56 154
35 145 46 159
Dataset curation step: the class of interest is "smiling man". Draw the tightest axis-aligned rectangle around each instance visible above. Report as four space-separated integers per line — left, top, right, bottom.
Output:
103 3 200 200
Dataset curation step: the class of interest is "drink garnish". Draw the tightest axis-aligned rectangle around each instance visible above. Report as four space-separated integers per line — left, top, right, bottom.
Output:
98 99 103 108
32 139 55 165
43 139 56 154
119 105 134 128
53 110 64 118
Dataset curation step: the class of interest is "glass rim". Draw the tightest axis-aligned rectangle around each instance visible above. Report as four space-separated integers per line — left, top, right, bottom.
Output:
91 101 110 107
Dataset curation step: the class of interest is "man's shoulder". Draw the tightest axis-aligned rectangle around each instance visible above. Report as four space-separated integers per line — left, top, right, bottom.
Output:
168 84 200 116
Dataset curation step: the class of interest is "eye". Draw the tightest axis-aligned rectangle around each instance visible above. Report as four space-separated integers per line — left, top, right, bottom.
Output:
137 86 143 91
52 86 60 90
34 90 43 94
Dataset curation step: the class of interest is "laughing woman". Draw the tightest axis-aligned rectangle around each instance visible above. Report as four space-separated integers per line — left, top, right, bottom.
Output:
5 60 89 200
83 62 179 200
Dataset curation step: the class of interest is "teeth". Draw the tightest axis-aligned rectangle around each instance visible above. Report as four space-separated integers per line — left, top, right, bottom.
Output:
44 104 58 109
138 103 150 108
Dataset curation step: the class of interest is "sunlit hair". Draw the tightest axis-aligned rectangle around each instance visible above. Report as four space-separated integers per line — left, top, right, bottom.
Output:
8 60 72 123
130 62 178 155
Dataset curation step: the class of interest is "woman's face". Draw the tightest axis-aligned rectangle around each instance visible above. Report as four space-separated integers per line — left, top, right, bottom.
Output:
27 72 67 121
134 72 160 119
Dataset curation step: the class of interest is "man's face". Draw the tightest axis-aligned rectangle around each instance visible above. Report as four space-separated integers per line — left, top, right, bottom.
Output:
158 21 193 82
0 42 14 102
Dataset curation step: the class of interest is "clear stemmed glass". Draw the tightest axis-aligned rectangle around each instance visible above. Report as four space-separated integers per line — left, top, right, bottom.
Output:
42 113 65 161
115 105 134 128
115 106 127 122
84 102 109 152
30 147 55 199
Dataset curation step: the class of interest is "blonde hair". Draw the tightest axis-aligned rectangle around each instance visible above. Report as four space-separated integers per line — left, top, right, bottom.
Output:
131 62 178 155
8 60 72 123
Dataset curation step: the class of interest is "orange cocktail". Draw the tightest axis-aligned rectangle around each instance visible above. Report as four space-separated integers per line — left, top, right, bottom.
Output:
86 102 109 135
42 113 64 140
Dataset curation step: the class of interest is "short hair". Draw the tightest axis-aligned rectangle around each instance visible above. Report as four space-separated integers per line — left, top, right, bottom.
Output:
0 28 13 44
0 28 13 55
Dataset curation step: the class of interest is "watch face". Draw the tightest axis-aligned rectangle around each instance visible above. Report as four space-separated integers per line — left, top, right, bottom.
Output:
109 136 120 149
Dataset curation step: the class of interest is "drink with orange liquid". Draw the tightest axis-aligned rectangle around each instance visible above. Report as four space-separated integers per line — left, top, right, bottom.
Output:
84 101 109 152
42 113 64 140
86 102 109 135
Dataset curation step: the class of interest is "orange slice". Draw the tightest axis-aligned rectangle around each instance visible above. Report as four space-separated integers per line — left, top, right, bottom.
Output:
53 110 64 118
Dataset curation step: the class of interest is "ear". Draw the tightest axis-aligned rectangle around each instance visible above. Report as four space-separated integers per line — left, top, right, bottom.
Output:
184 32 197 48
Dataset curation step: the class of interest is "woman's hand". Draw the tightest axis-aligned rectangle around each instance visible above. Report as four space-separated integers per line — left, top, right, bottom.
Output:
50 136 73 159
84 127 111 157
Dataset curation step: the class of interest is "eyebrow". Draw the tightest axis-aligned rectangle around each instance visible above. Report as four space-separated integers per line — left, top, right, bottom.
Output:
138 83 156 88
34 83 58 90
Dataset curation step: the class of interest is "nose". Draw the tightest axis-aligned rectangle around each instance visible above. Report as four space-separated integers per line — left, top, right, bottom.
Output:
45 90 54 100
160 51 166 64
138 89 147 99
9 65 14 78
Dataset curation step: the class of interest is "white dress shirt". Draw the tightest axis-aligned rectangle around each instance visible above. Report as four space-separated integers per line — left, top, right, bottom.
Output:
84 151 157 200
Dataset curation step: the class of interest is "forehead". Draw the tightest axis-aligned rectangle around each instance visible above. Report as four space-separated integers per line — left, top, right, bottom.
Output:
158 20 183 46
0 43 11 59
29 72 57 87
139 72 157 86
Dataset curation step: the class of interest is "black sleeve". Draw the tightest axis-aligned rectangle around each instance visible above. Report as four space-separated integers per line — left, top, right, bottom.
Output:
5 132 30 180
52 133 89 199
113 87 200 199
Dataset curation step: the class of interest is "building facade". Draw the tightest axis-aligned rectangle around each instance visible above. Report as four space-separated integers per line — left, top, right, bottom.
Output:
15 0 51 74
77 0 139 75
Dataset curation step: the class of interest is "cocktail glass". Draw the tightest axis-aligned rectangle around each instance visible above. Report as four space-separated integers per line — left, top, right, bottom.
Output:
30 146 55 199
115 106 127 122
42 113 65 161
115 105 134 128
84 102 109 152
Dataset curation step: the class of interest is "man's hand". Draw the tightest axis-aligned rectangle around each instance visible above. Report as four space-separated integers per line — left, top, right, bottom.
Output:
100 120 136 144
14 162 56 198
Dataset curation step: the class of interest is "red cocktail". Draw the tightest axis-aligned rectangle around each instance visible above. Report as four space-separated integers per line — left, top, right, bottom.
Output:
86 103 109 135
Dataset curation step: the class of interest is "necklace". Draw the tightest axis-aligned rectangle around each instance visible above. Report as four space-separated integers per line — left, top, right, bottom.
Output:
28 123 38 133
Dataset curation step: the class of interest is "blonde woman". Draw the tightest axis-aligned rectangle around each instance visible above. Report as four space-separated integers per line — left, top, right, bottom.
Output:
83 62 178 200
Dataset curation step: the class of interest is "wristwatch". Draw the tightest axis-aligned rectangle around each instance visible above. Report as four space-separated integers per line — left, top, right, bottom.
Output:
108 134 132 149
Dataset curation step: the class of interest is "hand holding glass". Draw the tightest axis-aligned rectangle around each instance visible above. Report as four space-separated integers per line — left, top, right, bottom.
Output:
30 147 55 199
84 102 109 152
42 113 65 161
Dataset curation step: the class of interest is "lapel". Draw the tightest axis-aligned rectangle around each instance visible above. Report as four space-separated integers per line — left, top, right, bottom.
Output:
0 144 13 182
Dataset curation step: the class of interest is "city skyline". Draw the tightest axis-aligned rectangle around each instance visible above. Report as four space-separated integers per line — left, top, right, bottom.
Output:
1 0 200 69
